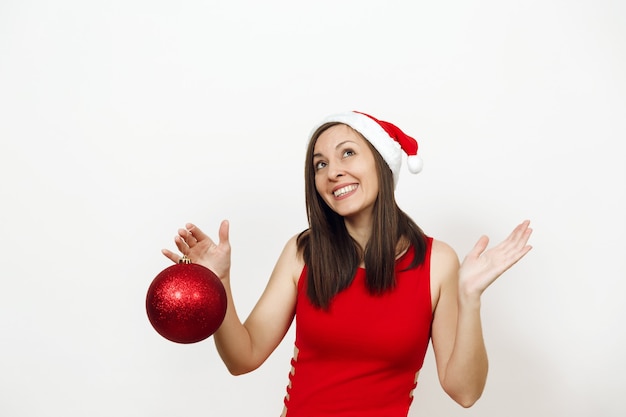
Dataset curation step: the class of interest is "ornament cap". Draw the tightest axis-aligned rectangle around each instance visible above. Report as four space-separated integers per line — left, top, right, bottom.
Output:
178 255 192 264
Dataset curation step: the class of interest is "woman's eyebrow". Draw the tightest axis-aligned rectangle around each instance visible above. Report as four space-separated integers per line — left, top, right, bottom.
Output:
335 140 357 149
313 140 359 159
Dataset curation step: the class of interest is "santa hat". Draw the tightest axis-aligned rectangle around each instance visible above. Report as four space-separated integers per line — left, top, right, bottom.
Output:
309 111 423 185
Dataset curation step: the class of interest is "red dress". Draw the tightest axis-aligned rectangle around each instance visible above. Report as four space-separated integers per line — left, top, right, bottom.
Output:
284 238 433 417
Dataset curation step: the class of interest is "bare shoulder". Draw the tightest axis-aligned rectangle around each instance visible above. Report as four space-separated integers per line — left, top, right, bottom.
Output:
274 233 306 285
281 233 305 264
430 239 460 296
431 239 460 268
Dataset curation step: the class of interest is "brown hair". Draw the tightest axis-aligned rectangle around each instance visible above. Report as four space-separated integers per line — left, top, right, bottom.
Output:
297 123 427 309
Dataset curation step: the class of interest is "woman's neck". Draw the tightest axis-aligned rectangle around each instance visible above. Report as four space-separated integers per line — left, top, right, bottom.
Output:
344 217 372 251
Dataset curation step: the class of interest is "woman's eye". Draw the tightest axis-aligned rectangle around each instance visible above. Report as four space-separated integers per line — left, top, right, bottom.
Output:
315 161 327 170
343 149 355 158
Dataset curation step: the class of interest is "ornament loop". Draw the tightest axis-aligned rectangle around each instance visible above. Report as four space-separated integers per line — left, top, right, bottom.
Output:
178 255 192 264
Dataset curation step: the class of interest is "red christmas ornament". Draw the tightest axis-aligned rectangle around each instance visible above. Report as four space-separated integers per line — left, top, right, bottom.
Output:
146 258 227 344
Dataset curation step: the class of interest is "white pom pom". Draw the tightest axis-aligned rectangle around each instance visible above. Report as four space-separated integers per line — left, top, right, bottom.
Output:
407 155 423 174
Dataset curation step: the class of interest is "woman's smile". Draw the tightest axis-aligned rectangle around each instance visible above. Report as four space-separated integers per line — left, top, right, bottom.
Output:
333 183 359 199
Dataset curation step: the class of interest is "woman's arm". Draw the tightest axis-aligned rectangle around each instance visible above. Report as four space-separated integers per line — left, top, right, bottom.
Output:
430 221 533 407
162 221 303 375
214 234 301 375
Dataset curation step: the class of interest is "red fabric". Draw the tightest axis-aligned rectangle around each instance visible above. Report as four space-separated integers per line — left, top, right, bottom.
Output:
354 111 419 157
284 238 433 417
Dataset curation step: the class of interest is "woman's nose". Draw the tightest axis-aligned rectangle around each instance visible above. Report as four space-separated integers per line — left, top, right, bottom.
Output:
327 162 344 180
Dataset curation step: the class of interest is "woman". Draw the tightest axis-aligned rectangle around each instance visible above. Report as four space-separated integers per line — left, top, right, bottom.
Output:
162 111 533 416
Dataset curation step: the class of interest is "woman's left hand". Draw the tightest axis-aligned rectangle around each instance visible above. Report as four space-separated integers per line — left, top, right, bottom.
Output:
458 220 533 298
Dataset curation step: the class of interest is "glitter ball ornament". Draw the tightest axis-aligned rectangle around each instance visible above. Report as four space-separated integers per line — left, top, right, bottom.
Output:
146 261 227 344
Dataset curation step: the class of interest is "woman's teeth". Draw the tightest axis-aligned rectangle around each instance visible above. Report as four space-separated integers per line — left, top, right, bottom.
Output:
334 184 357 197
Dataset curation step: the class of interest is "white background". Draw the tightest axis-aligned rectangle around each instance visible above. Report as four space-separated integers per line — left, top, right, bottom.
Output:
1 1 624 416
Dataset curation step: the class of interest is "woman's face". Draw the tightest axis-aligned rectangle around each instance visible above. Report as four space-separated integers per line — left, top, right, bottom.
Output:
312 124 379 222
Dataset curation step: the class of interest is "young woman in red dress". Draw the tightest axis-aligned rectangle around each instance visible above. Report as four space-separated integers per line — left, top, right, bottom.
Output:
162 111 533 417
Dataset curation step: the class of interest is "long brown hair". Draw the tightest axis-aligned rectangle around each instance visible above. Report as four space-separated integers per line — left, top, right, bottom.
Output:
297 123 427 309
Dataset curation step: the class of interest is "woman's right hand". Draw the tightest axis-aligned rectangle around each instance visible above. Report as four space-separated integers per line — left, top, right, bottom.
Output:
161 220 231 280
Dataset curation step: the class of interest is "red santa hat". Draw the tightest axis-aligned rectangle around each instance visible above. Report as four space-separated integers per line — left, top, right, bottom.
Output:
309 110 423 185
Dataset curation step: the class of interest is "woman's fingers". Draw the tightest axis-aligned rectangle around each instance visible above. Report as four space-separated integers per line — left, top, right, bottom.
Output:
503 221 533 263
510 220 532 247
467 235 489 260
218 220 230 246
186 223 218 247
161 248 180 264
174 234 190 253
489 220 533 273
